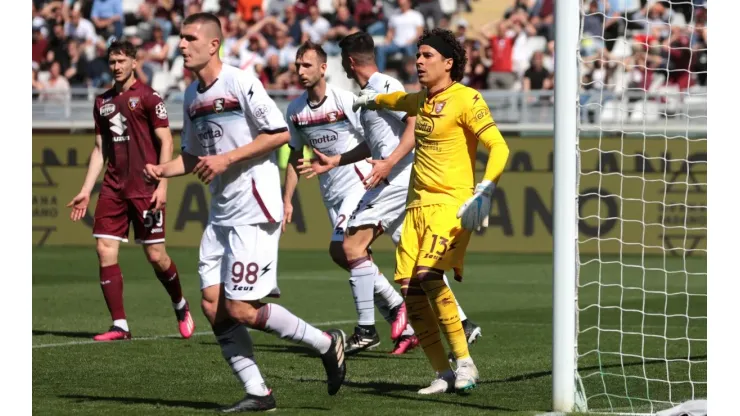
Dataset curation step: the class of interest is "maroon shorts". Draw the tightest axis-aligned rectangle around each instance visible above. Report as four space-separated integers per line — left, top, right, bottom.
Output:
92 195 166 244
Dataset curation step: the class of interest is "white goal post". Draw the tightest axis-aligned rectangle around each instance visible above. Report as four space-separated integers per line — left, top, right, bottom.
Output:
552 0 708 414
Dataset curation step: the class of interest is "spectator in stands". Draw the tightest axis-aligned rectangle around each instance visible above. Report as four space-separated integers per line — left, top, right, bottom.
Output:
479 20 518 90
283 6 304 45
33 24 49 71
260 53 284 90
90 0 123 39
146 0 176 38
354 0 386 36
462 39 488 90
266 29 299 70
301 5 331 44
415 0 444 28
46 23 71 72
522 51 552 99
375 0 424 72
323 5 360 56
664 27 694 90
529 0 554 41
32 3 50 38
64 39 89 89
454 18 468 44
39 61 71 103
237 35 268 78
141 25 170 80
64 7 97 57
504 0 532 19
134 3 158 45
246 14 290 47
237 0 264 23
603 0 645 52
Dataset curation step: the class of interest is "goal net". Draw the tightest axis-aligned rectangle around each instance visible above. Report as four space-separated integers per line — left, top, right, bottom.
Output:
573 0 707 414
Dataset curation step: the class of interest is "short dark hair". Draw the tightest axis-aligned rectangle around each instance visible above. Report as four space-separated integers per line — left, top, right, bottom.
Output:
417 28 467 82
182 12 223 42
107 40 137 59
339 32 376 65
296 41 328 64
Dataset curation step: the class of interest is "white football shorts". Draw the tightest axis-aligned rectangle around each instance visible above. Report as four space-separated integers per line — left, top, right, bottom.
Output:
326 189 366 242
198 222 281 301
347 183 408 245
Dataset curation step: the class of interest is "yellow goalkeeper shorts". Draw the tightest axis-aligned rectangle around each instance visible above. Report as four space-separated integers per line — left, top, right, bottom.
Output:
394 204 472 282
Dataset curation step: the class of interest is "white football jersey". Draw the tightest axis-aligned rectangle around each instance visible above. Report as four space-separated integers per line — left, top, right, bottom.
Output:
182 64 287 226
361 72 414 186
287 84 371 207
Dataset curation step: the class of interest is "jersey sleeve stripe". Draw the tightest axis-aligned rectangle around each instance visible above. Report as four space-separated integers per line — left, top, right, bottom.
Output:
261 127 289 134
475 122 496 138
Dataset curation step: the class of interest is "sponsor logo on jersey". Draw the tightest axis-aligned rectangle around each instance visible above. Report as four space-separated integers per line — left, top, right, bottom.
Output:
213 98 225 113
475 108 490 120
195 120 224 149
100 103 116 117
434 101 447 114
128 97 140 110
308 129 339 151
414 115 434 138
254 104 270 119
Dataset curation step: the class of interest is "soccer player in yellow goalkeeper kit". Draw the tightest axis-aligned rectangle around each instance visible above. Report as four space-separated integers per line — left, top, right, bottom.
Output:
353 28 510 394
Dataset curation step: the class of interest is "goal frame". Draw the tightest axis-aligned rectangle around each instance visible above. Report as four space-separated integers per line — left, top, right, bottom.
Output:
552 0 580 411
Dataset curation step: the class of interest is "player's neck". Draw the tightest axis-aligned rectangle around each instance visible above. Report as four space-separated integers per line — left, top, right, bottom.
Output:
307 79 326 105
196 59 223 90
115 75 136 93
426 78 455 98
354 66 378 89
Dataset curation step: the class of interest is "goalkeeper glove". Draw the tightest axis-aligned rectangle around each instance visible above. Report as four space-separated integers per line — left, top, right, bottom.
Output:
352 89 379 112
457 180 495 231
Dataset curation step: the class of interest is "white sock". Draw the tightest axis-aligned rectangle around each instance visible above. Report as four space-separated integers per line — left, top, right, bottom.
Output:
261 304 331 354
173 297 187 310
373 271 403 311
348 256 378 326
442 273 467 322
214 322 269 396
113 319 129 332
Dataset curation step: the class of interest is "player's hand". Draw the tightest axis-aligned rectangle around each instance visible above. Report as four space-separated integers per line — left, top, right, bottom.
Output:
150 183 167 213
282 201 293 232
298 149 340 179
352 89 379 112
143 163 163 183
66 192 90 222
363 158 392 189
456 180 495 232
193 155 230 184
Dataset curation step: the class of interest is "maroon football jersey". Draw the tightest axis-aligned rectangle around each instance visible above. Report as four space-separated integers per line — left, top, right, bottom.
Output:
93 80 170 199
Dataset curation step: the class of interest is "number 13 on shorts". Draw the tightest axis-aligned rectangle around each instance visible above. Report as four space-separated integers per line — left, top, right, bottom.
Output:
394 205 472 281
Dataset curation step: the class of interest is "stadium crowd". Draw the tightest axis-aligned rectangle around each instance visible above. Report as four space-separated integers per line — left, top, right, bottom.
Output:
32 0 707 103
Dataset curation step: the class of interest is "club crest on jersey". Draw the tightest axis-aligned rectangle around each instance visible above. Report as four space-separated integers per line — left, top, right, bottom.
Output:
434 101 447 114
327 111 338 122
213 98 225 113
128 97 140 110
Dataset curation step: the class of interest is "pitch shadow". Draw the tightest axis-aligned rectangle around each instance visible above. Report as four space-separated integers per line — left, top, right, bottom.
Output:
60 394 221 410
33 329 97 339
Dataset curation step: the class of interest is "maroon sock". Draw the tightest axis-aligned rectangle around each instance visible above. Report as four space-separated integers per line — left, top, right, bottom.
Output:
100 264 126 321
155 261 184 305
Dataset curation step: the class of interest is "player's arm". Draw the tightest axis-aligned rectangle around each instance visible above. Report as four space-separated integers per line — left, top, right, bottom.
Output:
68 133 106 221
362 115 416 189
353 90 421 116
456 93 511 231
282 144 303 232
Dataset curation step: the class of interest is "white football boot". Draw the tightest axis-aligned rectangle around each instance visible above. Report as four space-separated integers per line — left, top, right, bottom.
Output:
417 370 455 395
454 358 479 391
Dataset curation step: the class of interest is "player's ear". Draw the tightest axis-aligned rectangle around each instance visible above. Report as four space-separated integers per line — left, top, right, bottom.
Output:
444 57 453 73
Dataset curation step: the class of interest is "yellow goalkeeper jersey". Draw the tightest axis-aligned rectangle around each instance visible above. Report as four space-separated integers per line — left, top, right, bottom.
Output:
375 82 509 208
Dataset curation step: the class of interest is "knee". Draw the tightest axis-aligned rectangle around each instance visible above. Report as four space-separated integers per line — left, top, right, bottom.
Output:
144 245 168 266
95 240 118 266
225 299 262 328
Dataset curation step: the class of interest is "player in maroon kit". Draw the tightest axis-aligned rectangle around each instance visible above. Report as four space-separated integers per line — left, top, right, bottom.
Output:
67 40 195 342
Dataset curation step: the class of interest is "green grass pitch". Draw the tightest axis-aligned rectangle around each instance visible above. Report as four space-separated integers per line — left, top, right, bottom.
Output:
32 247 706 415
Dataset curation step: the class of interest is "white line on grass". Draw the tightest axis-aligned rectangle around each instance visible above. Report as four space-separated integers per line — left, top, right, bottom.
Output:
32 319 355 349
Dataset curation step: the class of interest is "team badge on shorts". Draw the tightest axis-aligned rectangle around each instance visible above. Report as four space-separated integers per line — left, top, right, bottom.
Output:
128 97 140 110
434 101 447 114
